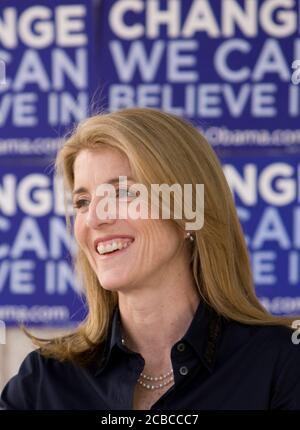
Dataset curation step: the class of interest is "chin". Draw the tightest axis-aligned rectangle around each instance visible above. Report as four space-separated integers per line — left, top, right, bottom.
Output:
97 273 130 292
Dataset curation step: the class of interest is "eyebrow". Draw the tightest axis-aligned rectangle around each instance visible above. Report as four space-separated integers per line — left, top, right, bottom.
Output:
72 176 135 196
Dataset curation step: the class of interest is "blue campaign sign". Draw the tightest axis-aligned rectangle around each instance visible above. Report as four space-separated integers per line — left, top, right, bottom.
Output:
1 155 299 326
1 0 300 325
222 153 300 315
0 0 96 158
95 0 300 149
0 163 86 326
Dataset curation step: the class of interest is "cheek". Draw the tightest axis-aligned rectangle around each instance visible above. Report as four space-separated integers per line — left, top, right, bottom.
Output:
74 214 86 247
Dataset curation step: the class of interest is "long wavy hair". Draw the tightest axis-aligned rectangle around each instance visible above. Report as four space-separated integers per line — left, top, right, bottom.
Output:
29 108 295 365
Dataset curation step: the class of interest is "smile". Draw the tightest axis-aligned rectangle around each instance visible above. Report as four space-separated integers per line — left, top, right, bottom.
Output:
96 239 134 256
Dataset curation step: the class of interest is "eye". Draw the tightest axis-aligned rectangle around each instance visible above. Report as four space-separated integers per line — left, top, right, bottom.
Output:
116 188 139 198
73 199 90 209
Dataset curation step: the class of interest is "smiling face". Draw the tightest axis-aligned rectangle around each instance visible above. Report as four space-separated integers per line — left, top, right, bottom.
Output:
73 148 191 293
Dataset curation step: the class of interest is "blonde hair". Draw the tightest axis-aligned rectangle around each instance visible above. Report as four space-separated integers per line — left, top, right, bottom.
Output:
30 108 295 365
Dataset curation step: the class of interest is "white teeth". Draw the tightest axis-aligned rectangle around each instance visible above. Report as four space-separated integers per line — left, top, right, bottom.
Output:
96 240 132 255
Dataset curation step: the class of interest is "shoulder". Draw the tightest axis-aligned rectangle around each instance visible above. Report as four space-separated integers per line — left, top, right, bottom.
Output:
260 324 300 409
11 348 80 375
221 320 300 409
222 318 297 351
249 323 300 364
0 349 85 410
224 318 300 360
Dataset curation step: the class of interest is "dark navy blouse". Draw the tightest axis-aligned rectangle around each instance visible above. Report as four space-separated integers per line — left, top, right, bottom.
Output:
1 302 300 410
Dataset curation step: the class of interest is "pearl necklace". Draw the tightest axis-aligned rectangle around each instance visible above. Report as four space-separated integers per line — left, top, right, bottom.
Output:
138 369 174 390
121 338 174 391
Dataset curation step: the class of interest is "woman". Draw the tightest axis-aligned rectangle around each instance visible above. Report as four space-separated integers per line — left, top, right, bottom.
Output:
1 108 300 410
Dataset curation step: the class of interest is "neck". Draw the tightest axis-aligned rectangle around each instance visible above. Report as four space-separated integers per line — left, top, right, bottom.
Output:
118 280 200 373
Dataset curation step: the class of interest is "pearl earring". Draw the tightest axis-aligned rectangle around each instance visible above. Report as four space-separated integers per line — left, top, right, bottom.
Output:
186 232 194 242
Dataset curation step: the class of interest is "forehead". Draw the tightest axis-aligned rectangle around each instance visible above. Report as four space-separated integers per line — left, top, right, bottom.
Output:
73 148 132 186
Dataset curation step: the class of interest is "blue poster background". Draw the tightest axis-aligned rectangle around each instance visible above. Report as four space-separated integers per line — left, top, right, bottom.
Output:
95 0 300 150
0 162 86 326
223 153 300 315
1 0 300 325
0 0 96 158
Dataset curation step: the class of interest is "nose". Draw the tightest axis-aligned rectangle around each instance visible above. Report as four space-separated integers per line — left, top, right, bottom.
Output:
85 196 116 229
